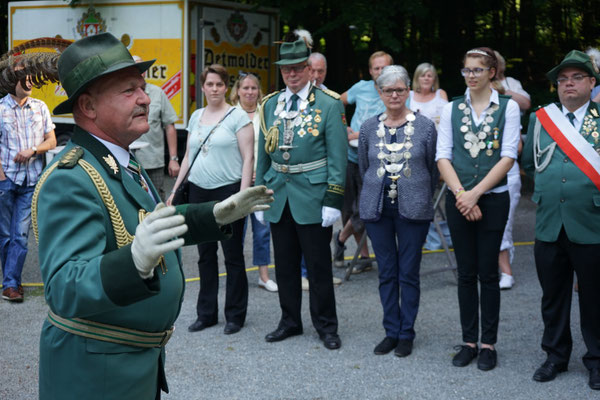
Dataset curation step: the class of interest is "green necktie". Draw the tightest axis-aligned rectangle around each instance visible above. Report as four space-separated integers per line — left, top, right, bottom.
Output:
289 94 299 111
567 112 576 126
127 154 149 192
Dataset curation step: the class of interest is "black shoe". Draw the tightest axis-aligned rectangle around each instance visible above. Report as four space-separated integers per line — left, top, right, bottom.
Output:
223 322 242 335
265 326 303 342
452 345 478 367
188 319 217 333
319 332 341 350
590 368 600 390
374 337 398 355
333 231 346 267
477 348 497 371
394 339 413 358
532 360 568 382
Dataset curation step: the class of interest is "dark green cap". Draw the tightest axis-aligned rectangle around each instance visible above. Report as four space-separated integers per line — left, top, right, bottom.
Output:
54 33 155 114
547 50 600 83
275 39 310 66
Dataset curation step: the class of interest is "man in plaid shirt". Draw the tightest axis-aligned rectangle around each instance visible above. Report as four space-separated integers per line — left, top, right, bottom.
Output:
0 75 56 302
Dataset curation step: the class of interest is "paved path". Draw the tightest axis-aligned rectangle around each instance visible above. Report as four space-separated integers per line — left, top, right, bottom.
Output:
1 183 595 399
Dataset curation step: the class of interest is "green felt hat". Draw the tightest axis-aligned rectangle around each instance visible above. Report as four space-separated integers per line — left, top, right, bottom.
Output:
54 33 155 114
275 39 310 65
547 50 600 83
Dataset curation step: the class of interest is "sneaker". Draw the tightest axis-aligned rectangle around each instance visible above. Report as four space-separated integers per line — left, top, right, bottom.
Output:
332 276 342 286
301 277 309 291
2 287 24 302
258 277 278 292
394 339 413 357
499 273 514 290
351 258 373 274
452 345 478 367
374 337 398 355
333 230 346 267
477 348 497 371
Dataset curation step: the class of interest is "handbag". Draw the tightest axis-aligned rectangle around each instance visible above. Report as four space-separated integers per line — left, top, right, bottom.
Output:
172 108 235 205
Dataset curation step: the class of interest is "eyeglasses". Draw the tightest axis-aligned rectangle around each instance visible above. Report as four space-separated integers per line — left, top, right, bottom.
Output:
381 87 408 97
556 74 590 85
460 67 490 77
280 64 307 74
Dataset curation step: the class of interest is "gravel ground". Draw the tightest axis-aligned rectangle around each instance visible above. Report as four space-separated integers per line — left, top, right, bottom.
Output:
1 179 596 400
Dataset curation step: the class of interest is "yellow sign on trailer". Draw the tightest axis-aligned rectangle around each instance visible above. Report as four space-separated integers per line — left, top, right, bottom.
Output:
8 0 279 129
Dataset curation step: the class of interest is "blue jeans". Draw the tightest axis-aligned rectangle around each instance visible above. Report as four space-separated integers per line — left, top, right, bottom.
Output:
243 213 271 266
365 198 429 340
0 178 34 288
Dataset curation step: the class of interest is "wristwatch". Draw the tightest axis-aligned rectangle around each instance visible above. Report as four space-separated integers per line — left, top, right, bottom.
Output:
170 156 179 162
32 146 38 155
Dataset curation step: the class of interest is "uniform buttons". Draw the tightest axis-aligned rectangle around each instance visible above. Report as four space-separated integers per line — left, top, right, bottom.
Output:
561 177 566 183
473 174 478 178
560 198 565 203
474 164 479 168
564 158 568 163
286 178 290 182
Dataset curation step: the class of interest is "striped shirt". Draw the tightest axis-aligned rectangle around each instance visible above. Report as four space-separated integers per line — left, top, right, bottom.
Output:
0 94 55 186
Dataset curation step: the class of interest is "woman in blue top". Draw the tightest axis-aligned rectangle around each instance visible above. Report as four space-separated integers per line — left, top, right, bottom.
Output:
169 64 254 335
358 65 438 357
436 47 520 371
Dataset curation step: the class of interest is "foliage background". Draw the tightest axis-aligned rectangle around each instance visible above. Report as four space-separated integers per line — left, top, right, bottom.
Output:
2 0 599 117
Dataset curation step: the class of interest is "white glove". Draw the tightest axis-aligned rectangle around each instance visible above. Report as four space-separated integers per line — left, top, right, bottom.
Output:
254 211 266 225
131 203 188 279
213 186 273 226
321 206 341 227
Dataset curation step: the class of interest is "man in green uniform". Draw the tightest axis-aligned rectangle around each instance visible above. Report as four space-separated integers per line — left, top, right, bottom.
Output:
34 33 272 399
255 31 347 350
522 50 600 390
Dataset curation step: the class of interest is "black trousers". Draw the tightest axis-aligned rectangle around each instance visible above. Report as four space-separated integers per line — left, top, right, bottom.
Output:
446 191 509 345
270 203 338 335
535 228 600 370
189 182 248 326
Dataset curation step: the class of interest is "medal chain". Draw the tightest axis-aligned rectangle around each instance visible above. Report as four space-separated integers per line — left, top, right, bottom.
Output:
375 112 416 203
459 102 500 158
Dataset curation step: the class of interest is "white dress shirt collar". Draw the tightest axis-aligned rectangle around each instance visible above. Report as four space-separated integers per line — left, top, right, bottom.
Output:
284 81 312 110
562 101 590 132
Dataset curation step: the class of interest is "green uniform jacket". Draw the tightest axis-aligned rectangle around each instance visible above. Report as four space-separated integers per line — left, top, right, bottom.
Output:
522 102 600 244
36 128 230 400
256 86 347 224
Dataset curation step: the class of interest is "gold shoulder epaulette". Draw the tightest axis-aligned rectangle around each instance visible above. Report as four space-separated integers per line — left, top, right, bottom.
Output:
58 146 84 169
322 88 341 100
260 90 281 107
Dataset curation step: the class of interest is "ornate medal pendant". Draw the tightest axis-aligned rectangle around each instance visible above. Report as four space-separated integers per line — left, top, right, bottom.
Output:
459 101 497 158
388 180 398 203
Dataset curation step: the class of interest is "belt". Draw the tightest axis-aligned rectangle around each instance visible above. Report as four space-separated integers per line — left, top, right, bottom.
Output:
47 310 174 348
271 158 327 174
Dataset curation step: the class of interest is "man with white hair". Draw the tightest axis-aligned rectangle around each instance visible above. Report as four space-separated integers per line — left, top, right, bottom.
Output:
308 52 328 90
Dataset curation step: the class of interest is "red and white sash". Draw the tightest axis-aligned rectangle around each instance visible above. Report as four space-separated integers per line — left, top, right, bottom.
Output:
536 103 600 191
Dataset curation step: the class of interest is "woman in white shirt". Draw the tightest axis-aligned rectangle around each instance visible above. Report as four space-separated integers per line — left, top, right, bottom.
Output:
436 47 520 372
408 63 448 127
230 72 278 293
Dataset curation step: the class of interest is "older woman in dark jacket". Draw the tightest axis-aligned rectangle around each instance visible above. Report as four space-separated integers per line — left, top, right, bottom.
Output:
358 65 438 358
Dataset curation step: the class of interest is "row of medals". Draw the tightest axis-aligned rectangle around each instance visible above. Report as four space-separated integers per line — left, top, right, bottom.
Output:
582 114 600 155
273 93 322 161
376 112 416 203
458 102 501 158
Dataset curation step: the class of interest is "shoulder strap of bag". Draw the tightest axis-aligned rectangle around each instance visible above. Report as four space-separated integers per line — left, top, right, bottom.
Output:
183 107 236 180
